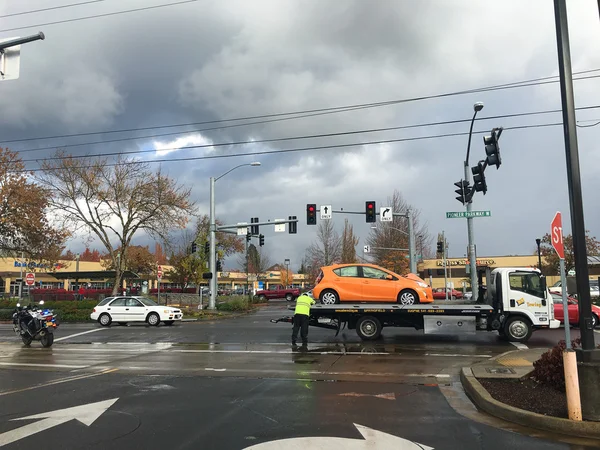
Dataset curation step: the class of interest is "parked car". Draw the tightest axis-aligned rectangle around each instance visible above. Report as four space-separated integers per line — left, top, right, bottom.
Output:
90 296 182 326
551 293 600 328
431 288 463 300
549 279 599 298
312 263 433 305
255 285 301 302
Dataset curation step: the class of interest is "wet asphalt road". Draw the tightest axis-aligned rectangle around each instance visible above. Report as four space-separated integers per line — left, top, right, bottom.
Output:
0 302 598 449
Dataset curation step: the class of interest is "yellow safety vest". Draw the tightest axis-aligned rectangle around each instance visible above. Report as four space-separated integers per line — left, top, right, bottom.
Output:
294 294 316 316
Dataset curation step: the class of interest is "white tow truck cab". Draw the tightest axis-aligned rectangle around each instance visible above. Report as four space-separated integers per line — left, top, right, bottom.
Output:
274 267 560 343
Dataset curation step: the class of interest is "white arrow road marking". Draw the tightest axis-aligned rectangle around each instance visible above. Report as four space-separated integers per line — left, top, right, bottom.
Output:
243 423 433 449
0 398 119 447
338 392 396 401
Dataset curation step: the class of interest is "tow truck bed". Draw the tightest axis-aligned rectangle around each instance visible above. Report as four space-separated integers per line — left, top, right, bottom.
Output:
272 302 496 341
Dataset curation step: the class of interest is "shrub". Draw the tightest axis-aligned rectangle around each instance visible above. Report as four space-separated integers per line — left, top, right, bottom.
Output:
532 338 583 390
216 297 250 312
0 309 14 320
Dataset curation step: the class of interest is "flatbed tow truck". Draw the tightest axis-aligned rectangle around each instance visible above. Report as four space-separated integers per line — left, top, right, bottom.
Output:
271 267 561 343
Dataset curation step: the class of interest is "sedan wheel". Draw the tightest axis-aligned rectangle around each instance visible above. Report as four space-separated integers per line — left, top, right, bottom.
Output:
99 313 112 327
147 313 160 326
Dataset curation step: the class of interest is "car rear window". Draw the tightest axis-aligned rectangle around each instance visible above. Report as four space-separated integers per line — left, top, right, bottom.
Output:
97 297 114 306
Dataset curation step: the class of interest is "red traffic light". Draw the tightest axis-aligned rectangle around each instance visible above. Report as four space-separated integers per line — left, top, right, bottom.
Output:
368 203 373 209
309 206 314 211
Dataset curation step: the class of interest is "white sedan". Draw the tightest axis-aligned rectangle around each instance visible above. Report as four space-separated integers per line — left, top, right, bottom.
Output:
90 296 183 326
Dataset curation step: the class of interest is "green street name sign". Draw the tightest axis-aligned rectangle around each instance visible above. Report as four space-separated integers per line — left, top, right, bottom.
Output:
446 210 491 219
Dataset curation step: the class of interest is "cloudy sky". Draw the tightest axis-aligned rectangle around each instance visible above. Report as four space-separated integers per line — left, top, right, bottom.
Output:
1 0 600 271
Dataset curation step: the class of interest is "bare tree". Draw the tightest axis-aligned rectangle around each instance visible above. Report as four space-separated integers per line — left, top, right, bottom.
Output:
241 244 272 282
306 220 341 272
38 153 196 294
340 218 359 263
366 190 431 274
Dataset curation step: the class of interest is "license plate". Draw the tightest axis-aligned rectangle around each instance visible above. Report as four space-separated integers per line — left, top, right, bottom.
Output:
317 318 331 324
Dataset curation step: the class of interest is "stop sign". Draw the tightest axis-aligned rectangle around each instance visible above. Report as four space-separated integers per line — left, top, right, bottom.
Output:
25 272 35 286
157 265 163 279
551 211 565 259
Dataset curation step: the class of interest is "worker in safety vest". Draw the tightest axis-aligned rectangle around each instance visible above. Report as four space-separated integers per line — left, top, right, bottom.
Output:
292 293 316 347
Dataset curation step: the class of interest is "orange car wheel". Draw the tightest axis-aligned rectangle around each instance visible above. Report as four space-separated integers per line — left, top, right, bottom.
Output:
397 289 419 305
320 289 339 305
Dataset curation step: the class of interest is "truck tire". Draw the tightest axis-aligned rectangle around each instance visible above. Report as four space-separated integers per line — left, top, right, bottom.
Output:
504 316 532 343
356 316 382 341
319 289 339 305
258 295 267 302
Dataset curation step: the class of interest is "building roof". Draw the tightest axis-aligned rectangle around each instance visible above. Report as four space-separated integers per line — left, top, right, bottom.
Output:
589 256 600 265
47 270 140 280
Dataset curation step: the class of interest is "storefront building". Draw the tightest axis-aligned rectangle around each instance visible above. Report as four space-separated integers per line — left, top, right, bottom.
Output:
417 254 600 291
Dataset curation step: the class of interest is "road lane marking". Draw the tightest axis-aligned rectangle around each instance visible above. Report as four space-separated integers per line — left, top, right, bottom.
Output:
425 353 492 358
0 362 90 369
0 368 118 396
54 328 105 342
510 342 528 350
173 349 390 355
115 366 451 378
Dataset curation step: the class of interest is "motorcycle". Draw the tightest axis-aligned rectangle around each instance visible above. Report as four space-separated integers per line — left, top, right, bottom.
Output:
13 300 59 347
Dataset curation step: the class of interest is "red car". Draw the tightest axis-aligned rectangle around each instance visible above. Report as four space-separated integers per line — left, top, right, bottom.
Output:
432 288 463 300
551 293 600 328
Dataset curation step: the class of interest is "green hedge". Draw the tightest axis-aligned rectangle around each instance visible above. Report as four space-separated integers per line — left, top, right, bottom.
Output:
216 297 251 312
0 300 97 322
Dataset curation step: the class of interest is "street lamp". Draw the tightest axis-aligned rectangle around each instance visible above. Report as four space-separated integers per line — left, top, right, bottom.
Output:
284 259 290 287
209 162 261 310
464 102 484 300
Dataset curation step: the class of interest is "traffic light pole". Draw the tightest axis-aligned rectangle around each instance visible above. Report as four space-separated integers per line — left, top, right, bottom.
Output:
209 177 217 310
465 109 481 300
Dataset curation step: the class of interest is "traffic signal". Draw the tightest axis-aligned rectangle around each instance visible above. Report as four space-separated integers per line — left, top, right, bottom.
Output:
365 201 376 223
191 241 197 253
288 216 297 234
204 241 209 254
484 127 503 169
454 180 472 205
259 234 265 246
471 160 488 194
246 233 251 242
306 204 316 225
216 260 222 272
251 217 259 235
437 240 444 254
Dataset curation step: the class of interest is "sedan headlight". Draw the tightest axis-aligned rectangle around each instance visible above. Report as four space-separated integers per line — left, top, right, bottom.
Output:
163 310 172 314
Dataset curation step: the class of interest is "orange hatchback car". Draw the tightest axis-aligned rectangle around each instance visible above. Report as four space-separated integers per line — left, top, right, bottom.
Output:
312 263 433 305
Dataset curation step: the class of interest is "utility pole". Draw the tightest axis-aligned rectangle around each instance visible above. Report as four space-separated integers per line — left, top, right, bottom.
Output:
407 209 416 273
555 0 599 421
18 251 23 300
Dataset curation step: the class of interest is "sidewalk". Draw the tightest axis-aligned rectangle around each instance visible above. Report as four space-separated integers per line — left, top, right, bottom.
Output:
461 348 600 440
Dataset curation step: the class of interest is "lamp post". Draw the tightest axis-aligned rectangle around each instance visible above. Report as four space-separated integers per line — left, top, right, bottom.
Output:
465 102 484 301
284 258 290 287
536 238 543 273
209 162 261 310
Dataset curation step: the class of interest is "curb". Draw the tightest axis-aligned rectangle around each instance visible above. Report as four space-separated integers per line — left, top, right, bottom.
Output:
460 366 600 439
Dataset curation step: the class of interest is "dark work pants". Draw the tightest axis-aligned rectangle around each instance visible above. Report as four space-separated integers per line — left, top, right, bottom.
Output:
292 314 309 345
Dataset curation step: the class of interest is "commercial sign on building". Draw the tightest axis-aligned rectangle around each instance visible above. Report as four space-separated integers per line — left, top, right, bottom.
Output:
436 259 496 267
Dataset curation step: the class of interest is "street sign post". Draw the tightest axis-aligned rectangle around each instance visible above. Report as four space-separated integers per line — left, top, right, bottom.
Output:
551 210 582 421
274 219 286 232
320 205 332 220
551 212 570 345
157 265 163 305
237 223 248 236
25 273 35 286
380 207 392 222
363 245 371 253
446 210 491 219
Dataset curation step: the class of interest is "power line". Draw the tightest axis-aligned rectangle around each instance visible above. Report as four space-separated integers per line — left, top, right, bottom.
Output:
20 104 600 163
0 0 199 33
0 0 106 19
24 120 566 173
9 72 600 154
